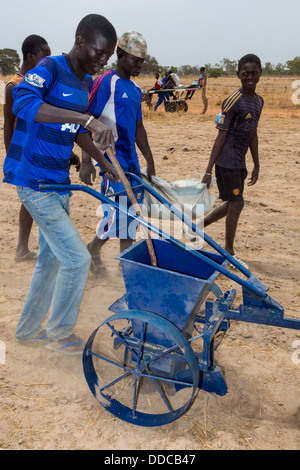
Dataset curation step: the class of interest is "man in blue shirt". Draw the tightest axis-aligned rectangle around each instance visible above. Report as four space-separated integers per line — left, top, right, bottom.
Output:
2 14 118 354
80 31 156 275
154 72 171 111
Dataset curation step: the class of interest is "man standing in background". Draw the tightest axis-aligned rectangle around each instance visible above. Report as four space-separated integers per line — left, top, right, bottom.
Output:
4 35 51 263
198 67 208 114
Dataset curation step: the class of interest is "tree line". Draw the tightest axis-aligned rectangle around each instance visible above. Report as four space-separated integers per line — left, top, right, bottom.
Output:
204 57 300 78
1 48 300 77
105 55 300 77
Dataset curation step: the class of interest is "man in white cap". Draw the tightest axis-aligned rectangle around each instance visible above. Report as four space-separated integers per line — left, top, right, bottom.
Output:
80 31 156 275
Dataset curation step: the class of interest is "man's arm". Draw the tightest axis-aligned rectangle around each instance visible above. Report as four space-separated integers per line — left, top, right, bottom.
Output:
135 120 155 180
35 104 114 150
10 58 114 151
248 132 260 186
76 132 118 182
3 84 16 152
201 129 228 187
12 82 115 151
69 151 81 172
79 147 97 185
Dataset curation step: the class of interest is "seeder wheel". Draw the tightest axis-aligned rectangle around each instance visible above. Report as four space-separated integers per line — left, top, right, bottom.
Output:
83 310 200 427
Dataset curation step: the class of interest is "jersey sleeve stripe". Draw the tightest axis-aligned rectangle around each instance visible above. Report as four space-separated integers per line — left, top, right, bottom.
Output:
223 91 242 113
223 89 240 106
223 90 240 112
88 71 113 109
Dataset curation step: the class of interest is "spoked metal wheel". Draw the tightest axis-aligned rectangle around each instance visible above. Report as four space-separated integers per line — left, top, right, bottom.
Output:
83 310 200 427
177 101 188 112
165 101 178 112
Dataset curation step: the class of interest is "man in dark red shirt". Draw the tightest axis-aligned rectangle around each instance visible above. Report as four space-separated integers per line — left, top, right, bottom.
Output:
201 54 263 268
4 35 51 263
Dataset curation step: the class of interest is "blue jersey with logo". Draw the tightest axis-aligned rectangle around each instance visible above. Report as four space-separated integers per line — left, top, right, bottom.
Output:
3 55 93 192
88 70 143 169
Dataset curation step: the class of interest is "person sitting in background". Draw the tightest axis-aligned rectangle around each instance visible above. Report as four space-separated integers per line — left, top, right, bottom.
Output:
154 71 173 111
154 72 162 90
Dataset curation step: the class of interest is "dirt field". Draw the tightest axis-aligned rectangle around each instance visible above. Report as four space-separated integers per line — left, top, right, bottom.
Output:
0 75 299 451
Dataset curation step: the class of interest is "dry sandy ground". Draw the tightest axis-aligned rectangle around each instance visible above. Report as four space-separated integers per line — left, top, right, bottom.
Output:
0 76 299 451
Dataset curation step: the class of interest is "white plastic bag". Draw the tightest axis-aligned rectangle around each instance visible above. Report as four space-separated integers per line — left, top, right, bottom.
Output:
141 168 216 220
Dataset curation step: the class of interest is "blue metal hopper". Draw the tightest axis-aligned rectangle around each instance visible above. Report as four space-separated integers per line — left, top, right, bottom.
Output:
117 239 227 346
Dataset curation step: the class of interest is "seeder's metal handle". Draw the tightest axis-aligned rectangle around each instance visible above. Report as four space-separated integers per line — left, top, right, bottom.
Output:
39 183 267 300
105 148 158 268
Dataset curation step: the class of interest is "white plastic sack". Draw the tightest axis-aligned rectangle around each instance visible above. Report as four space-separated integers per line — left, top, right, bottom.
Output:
141 168 216 220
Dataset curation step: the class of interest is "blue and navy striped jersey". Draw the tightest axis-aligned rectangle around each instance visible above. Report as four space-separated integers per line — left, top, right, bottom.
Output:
88 70 143 168
3 55 93 191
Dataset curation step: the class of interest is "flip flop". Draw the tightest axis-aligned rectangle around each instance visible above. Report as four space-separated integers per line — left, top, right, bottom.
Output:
45 334 83 356
15 251 37 263
18 329 52 344
229 255 249 270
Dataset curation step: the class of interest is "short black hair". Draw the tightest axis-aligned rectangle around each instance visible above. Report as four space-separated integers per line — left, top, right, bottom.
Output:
200 67 205 72
22 34 48 61
75 14 117 44
238 54 262 72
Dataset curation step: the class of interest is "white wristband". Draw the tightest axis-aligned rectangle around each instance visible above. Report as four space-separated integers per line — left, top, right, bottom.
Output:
84 115 94 129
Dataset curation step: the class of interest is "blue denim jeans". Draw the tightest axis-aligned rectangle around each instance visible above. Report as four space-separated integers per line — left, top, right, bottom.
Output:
16 187 91 341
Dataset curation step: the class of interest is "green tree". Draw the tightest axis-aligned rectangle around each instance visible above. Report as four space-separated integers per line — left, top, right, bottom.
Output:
262 62 274 75
178 64 200 76
208 68 222 78
141 55 162 75
0 48 20 75
286 57 300 75
160 65 179 76
273 63 287 75
220 58 238 76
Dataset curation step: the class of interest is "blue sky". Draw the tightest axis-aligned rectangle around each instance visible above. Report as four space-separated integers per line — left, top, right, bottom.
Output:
0 0 299 68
